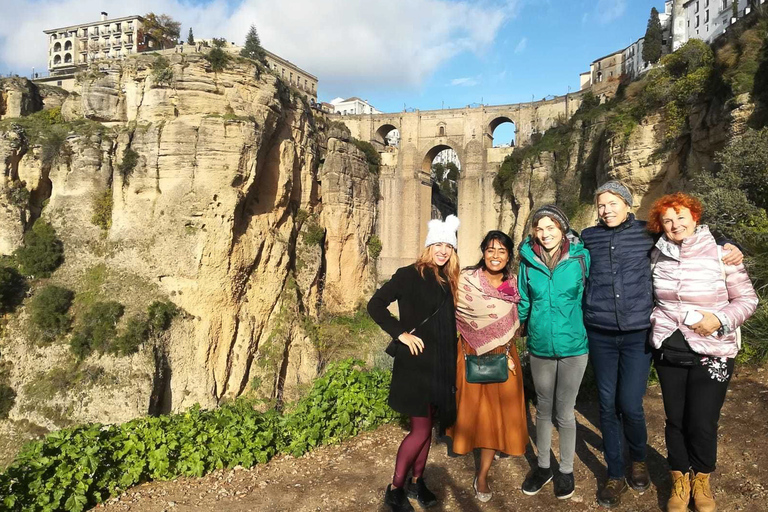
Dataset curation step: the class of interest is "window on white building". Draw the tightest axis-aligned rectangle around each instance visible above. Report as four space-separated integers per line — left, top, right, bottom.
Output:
705 10 709 22
696 15 700 27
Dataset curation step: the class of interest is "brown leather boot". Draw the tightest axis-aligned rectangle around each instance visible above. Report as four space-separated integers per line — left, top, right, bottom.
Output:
691 472 716 512
628 461 651 492
666 471 691 512
597 478 628 508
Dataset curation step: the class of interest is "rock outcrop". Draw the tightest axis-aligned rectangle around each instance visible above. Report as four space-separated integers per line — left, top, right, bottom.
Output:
0 53 377 427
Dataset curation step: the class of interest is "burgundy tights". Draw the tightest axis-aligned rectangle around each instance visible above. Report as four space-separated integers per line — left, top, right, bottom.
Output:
392 407 433 488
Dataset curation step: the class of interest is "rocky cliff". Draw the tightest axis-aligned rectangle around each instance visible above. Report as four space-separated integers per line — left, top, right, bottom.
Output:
0 53 378 431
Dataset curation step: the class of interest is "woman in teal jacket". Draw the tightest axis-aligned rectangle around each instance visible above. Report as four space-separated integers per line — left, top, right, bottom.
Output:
518 205 590 501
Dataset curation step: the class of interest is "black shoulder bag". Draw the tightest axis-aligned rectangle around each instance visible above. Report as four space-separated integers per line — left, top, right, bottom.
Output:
385 296 447 357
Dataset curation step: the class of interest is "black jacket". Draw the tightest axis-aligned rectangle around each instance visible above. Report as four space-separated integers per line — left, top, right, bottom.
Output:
367 265 457 427
581 214 654 332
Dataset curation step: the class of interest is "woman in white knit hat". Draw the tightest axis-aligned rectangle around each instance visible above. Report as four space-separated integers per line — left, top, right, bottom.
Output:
368 215 461 512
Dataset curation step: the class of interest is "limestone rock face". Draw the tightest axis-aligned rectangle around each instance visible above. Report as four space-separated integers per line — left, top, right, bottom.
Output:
501 101 736 243
0 54 378 426
0 78 42 120
320 138 377 313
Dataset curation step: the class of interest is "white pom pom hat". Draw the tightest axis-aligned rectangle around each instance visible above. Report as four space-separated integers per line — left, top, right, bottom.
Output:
424 215 460 250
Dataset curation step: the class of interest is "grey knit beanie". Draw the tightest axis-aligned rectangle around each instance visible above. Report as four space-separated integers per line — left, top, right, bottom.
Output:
532 204 570 233
595 180 633 206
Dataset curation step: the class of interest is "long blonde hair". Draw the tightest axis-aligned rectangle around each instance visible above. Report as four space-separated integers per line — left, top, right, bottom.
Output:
415 245 460 303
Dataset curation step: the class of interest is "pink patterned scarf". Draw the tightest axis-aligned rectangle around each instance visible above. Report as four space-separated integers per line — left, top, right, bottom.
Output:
456 268 521 355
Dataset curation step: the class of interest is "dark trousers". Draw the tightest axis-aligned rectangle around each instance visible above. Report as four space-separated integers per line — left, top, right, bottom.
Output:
655 354 733 474
587 327 652 479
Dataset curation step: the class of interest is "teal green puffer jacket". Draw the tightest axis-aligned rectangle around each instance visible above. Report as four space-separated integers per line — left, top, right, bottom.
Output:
517 231 590 358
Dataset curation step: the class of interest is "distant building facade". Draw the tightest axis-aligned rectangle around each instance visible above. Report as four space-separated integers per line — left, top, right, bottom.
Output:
262 49 318 103
330 97 381 115
578 0 766 96
44 13 146 76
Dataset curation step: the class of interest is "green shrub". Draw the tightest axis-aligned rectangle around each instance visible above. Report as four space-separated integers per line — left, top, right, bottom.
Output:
91 190 113 231
147 300 178 333
108 301 177 357
69 301 124 359
302 216 325 246
663 39 714 78
4 180 30 208
0 359 398 511
0 266 26 313
111 315 149 356
151 55 174 86
27 285 74 342
205 46 231 73
118 148 140 181
350 139 381 174
13 220 64 278
367 235 383 260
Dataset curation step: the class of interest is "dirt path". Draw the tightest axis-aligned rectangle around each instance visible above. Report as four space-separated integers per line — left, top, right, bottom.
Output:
93 366 768 512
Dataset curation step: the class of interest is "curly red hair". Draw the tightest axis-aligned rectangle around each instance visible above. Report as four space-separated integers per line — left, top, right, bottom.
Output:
647 192 703 233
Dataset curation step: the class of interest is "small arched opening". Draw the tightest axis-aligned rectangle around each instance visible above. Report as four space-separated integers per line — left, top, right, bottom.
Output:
53 55 62 65
64 41 72 51
423 145 460 219
488 117 516 148
375 124 400 147
54 42 62 52
64 53 72 63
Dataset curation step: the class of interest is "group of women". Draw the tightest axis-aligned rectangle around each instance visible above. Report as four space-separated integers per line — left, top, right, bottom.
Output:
367 181 758 512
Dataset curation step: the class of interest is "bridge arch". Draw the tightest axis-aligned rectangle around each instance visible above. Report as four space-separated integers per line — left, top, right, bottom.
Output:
375 124 399 146
422 144 460 172
488 116 516 147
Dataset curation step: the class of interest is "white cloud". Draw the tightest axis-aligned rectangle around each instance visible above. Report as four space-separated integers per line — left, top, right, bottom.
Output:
595 0 626 24
514 37 527 54
449 76 480 87
0 0 522 92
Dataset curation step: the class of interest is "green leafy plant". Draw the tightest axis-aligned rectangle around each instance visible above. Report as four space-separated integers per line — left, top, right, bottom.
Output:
0 359 398 511
13 220 64 278
350 138 381 174
27 285 75 342
367 235 383 260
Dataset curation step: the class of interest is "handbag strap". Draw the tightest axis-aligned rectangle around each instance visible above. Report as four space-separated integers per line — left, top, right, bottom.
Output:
409 295 446 334
461 337 512 358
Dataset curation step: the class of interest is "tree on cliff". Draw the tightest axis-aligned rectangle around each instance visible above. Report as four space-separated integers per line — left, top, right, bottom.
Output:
142 13 181 50
187 28 195 45
643 7 663 64
240 24 267 64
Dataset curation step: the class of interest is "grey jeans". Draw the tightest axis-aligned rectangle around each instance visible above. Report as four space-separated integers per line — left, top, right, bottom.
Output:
529 353 589 474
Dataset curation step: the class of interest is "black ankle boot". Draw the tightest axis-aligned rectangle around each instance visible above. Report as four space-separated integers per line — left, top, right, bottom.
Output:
407 477 438 508
385 484 414 512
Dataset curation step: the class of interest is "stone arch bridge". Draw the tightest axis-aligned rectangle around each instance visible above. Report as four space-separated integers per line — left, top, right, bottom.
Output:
338 93 585 278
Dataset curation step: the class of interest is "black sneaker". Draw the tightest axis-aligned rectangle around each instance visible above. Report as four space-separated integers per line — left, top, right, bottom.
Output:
597 478 628 508
407 477 438 508
385 484 415 512
522 467 553 496
554 471 575 500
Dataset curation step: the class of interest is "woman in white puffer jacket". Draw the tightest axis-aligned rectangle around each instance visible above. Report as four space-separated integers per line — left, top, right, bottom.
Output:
647 192 758 512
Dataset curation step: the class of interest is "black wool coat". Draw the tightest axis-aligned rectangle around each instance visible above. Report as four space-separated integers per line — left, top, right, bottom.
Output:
581 214 655 332
367 264 457 425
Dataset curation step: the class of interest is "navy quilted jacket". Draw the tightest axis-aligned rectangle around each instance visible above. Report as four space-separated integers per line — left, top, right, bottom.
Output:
580 214 654 332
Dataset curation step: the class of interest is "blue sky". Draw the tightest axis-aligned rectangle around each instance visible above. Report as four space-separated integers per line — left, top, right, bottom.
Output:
0 0 665 116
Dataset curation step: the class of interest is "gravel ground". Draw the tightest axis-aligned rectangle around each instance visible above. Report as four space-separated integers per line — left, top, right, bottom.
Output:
93 366 768 512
